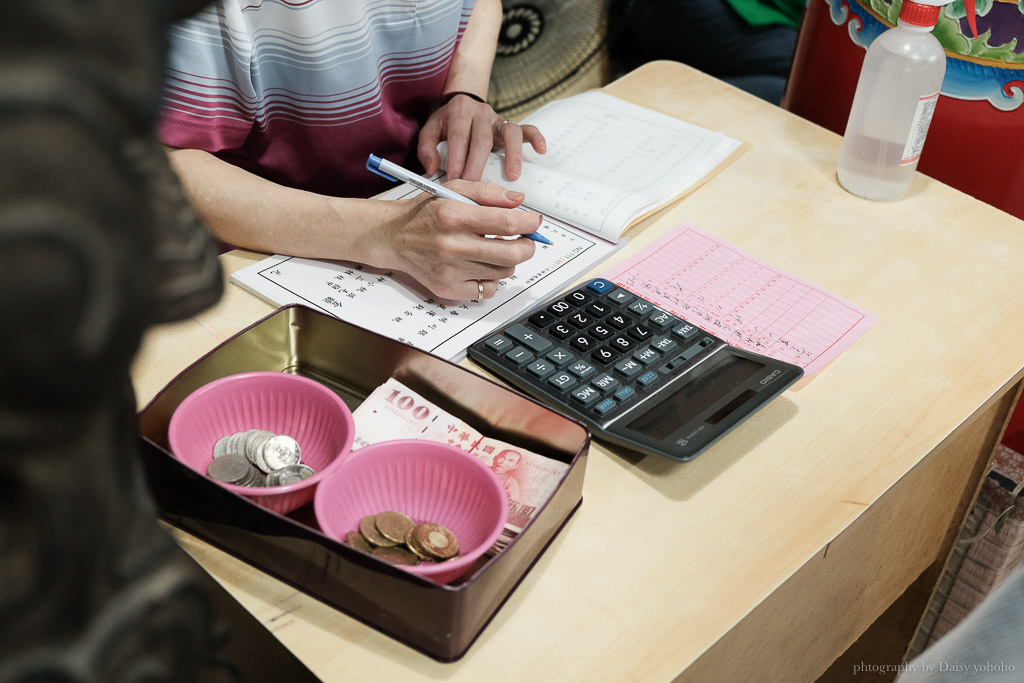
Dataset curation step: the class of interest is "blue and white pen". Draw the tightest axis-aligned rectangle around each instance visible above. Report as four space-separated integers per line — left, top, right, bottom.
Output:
366 153 552 245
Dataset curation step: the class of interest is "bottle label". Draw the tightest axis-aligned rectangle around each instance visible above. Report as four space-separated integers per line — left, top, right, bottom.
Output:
901 90 940 167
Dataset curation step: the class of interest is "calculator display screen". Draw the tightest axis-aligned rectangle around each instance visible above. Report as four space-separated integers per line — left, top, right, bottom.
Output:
625 354 765 440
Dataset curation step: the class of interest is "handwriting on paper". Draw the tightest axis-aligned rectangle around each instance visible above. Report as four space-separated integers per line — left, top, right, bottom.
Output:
600 223 877 375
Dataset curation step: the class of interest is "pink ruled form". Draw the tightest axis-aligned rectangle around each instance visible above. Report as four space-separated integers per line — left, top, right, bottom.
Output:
599 223 877 375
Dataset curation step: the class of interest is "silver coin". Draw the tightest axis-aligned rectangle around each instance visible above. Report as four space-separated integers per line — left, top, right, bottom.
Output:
226 431 246 458
207 452 257 485
240 429 262 463
266 464 316 487
262 434 301 471
213 435 232 459
252 431 277 473
242 466 266 488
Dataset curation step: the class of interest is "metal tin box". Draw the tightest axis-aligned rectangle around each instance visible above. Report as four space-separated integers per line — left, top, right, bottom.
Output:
136 305 589 662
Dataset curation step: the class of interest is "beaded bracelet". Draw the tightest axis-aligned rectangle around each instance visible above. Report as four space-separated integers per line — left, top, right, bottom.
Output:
429 90 488 114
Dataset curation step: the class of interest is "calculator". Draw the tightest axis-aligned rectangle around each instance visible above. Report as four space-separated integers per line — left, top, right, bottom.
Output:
468 278 804 462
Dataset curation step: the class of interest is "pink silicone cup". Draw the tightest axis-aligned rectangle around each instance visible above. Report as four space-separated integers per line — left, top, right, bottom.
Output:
168 372 355 515
313 439 509 585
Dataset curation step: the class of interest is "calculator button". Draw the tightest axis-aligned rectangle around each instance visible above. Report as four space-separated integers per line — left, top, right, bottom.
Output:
567 360 596 379
570 385 602 407
526 359 556 379
484 335 514 354
614 358 644 378
528 311 557 328
564 290 592 307
613 386 637 403
591 346 620 364
567 311 592 329
547 300 573 316
627 300 655 317
594 398 617 417
505 324 553 353
672 323 700 341
550 323 574 340
588 323 614 340
505 346 534 366
548 372 578 391
591 373 620 393
648 309 679 330
607 288 635 305
569 335 595 352
585 278 616 295
651 335 678 354
546 347 574 366
627 324 652 342
585 301 613 318
637 371 660 388
610 336 635 352
607 313 630 330
633 346 660 365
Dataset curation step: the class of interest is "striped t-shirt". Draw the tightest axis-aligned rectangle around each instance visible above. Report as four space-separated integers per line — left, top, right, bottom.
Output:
159 0 474 198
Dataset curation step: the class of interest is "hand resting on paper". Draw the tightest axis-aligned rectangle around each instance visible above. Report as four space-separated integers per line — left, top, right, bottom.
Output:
417 93 547 183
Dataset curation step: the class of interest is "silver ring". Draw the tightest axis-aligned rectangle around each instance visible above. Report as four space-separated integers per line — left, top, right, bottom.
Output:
497 120 517 135
477 280 484 299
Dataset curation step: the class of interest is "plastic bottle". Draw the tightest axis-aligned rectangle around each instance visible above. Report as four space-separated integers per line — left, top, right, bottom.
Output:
836 0 969 201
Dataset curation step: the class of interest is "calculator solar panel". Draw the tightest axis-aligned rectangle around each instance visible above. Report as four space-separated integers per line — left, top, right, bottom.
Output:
468 278 803 461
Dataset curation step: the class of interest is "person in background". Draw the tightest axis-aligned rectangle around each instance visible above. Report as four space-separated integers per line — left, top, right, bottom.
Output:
613 0 804 105
160 0 546 301
897 564 1024 681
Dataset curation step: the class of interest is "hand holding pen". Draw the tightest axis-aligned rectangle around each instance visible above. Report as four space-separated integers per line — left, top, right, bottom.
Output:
366 154 548 301
367 155 551 245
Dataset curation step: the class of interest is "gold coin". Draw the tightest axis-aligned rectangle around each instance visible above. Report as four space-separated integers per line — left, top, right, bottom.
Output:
413 522 459 560
404 526 433 561
359 514 398 548
345 530 372 553
371 546 421 566
375 510 416 544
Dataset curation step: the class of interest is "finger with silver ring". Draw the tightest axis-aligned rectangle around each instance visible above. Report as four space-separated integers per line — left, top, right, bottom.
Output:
496 120 517 135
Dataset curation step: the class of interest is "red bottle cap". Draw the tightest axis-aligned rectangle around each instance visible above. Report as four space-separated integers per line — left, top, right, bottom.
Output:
899 1 941 27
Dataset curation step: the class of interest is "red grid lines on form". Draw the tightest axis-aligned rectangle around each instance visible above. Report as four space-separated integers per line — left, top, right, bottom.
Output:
602 224 877 375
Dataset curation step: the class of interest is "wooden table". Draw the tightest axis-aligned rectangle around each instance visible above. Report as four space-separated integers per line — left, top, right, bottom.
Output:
132 61 1024 682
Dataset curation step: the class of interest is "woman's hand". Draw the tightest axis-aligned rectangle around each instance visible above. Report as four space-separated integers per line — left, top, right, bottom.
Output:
417 93 546 183
353 178 542 301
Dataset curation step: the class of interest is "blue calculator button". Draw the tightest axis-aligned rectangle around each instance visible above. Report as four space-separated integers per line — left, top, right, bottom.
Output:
637 371 659 388
585 278 616 295
613 386 636 403
594 398 617 416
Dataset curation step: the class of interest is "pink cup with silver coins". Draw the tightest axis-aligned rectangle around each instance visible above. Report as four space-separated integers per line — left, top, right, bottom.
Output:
168 371 355 515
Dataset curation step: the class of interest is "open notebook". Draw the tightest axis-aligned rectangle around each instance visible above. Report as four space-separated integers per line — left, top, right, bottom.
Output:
445 91 743 242
231 91 743 361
